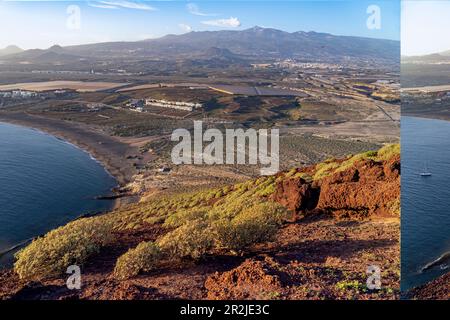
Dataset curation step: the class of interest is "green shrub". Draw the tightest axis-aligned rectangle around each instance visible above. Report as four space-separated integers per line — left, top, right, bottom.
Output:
335 280 366 292
214 202 288 251
387 197 400 216
313 161 340 180
293 172 312 182
312 145 400 180
114 241 161 280
14 217 113 280
157 220 214 259
285 168 298 178
163 208 208 228
377 143 400 161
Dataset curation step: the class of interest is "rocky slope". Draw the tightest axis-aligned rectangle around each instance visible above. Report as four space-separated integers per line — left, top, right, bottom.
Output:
406 273 449 300
0 145 400 300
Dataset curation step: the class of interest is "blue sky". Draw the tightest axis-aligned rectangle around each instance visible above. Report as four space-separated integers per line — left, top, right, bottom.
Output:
0 1 400 49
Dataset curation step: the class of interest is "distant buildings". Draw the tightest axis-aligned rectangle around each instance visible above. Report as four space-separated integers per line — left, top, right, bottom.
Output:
126 99 144 108
276 60 342 71
123 97 202 112
0 89 71 100
145 98 202 112
0 90 38 98
123 99 144 112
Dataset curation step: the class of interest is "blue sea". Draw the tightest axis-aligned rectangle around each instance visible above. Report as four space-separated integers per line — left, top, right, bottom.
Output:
0 122 117 267
402 116 450 291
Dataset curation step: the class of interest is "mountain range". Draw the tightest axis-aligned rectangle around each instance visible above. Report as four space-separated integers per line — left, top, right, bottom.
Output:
402 50 450 63
1 27 399 66
0 45 23 57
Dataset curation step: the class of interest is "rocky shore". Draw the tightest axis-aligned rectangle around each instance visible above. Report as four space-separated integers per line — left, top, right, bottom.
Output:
406 272 450 300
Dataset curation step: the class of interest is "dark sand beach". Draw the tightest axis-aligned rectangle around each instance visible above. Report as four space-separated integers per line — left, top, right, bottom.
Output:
0 111 141 186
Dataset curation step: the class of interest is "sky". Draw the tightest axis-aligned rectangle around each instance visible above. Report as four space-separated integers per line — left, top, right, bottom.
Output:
0 0 400 50
402 0 450 56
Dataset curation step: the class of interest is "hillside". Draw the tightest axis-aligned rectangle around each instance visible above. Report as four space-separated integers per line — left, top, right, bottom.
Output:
1 27 399 64
0 45 23 57
0 144 400 300
402 50 450 87
406 272 449 300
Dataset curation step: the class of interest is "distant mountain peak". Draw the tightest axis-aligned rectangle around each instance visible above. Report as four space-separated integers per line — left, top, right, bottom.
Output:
4 45 22 50
245 26 285 33
248 26 265 31
0 45 23 57
203 47 240 60
48 44 64 52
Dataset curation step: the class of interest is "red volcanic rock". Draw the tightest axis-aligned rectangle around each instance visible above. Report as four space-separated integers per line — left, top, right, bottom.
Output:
205 258 285 300
271 156 400 220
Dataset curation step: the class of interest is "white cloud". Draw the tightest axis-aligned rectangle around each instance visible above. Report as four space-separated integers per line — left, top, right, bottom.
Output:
178 23 192 33
94 1 157 11
186 3 216 16
88 3 118 9
202 17 241 28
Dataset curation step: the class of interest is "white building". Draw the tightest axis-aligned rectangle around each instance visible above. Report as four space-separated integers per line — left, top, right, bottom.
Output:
145 98 202 112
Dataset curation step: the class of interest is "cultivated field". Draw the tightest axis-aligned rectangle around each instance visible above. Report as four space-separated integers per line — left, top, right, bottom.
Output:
0 81 128 92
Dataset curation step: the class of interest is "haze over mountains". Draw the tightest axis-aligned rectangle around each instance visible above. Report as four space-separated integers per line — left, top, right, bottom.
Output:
402 49 450 88
0 45 23 57
402 49 450 64
1 27 399 66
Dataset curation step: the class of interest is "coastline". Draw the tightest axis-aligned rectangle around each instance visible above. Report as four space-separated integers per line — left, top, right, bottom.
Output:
402 115 450 298
0 115 137 269
0 112 138 187
402 113 450 123
0 111 148 212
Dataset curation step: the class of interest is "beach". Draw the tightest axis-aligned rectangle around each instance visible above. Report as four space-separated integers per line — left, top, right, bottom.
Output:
0 122 118 268
0 111 144 187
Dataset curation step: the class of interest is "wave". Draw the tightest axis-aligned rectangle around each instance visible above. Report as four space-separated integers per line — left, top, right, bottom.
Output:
421 251 450 272
0 238 32 259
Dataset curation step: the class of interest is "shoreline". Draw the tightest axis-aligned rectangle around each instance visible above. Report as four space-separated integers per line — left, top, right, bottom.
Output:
0 111 146 268
402 113 450 123
0 111 148 213
0 112 139 188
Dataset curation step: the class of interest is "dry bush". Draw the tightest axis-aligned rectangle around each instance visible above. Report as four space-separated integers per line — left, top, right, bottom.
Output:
14 217 113 280
157 220 215 259
214 202 288 251
114 241 161 280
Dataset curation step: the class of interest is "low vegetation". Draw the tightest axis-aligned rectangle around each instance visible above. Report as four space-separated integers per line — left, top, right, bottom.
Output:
13 144 399 281
14 217 114 280
313 144 399 180
114 242 161 280
14 174 289 280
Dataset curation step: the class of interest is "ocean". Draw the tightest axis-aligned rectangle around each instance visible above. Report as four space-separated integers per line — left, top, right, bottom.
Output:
0 122 117 267
401 116 450 291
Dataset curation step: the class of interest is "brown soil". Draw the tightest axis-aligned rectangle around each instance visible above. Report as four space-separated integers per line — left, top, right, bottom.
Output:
407 273 450 300
205 258 286 300
0 214 399 300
